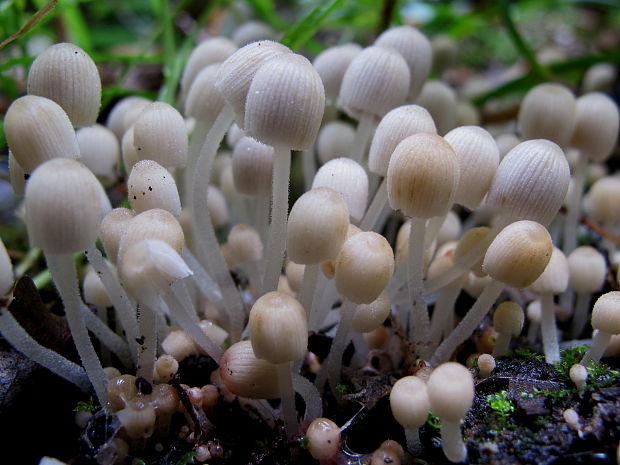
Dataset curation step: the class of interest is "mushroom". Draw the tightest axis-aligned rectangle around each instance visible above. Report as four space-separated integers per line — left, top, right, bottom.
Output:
581 291 620 365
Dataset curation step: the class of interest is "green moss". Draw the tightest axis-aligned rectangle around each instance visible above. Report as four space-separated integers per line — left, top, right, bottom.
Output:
426 412 441 430
487 390 514 419
73 397 99 413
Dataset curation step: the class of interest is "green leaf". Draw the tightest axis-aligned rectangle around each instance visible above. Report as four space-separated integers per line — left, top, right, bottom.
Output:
176 452 198 465
0 0 58 50
281 0 345 51
246 0 287 30
59 1 93 53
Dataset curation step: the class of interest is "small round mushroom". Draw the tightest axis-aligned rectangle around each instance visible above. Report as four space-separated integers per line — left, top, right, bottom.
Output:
390 376 430 454
492 301 524 357
581 291 620 365
305 417 341 461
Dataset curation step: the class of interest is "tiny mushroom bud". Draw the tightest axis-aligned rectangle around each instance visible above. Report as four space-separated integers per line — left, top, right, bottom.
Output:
232 136 274 196
492 301 524 357
415 80 458 135
27 42 101 127
581 291 620 365
477 354 495 379
306 417 341 461
569 363 588 391
313 44 362 102
77 124 120 186
154 354 179 383
570 92 619 163
232 20 277 46
106 96 150 140
316 121 356 165
389 375 430 454
427 362 474 463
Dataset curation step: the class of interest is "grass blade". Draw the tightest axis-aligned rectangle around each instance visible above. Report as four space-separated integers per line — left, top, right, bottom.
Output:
0 0 57 50
281 0 345 51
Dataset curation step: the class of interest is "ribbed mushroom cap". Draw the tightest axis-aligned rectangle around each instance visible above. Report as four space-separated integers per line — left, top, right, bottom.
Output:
127 160 181 217
117 209 184 266
517 83 576 146
375 25 432 100
248 291 308 364
528 247 569 295
390 376 430 429
352 291 391 333
232 136 274 196
106 96 151 140
121 127 139 173
25 158 101 254
228 224 263 264
322 224 361 279
570 93 619 162
27 42 101 127
588 177 620 224
444 126 500 210
485 139 570 226
495 133 521 159
493 301 524 337
8 151 26 197
100 208 136 264
387 133 459 218
245 53 325 150
316 121 356 165
306 418 341 461
207 186 230 228
426 362 474 421
311 158 368 221
184 64 227 128
215 40 291 129
483 220 553 289
77 124 120 186
232 20 277 47
591 291 620 334
219 340 280 399
4 95 80 174
287 187 349 265
313 44 362 101
368 105 437 177
335 231 395 304
180 37 238 102
415 81 457 136
568 246 606 294
338 46 410 120
133 102 188 168
227 123 245 148
119 238 192 301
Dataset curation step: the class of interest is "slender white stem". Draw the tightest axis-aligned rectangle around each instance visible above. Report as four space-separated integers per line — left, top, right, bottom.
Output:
308 275 336 332
351 332 368 365
0 306 90 391
301 149 316 192
191 106 245 342
292 373 323 421
135 298 158 384
171 280 199 322
527 321 540 345
408 217 430 351
261 146 291 295
325 299 357 400
492 331 511 357
162 287 224 363
425 213 448 248
431 279 505 366
425 219 508 295
184 120 209 207
563 153 587 256
429 279 462 347
243 260 262 297
540 292 560 364
277 361 298 440
350 113 376 163
405 427 422 456
571 292 592 339
581 329 611 365
359 179 387 231
298 264 319 320
80 303 132 367
181 248 224 310
441 419 467 463
46 253 108 405
85 244 138 362
256 194 271 245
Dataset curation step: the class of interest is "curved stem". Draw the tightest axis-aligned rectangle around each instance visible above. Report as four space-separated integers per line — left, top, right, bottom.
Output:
325 299 356 401
350 113 376 163
46 253 108 405
359 179 387 231
581 329 611 365
571 292 591 339
405 427 422 456
298 264 320 320
425 213 448 248
81 303 132 367
429 279 462 348
261 147 291 295
184 120 209 207
441 419 467 463
292 373 323 422
191 106 245 342
277 361 298 440
492 332 511 357
431 279 505 366
563 153 587 256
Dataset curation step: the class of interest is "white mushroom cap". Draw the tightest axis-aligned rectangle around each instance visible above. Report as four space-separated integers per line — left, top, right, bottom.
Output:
184 64 227 128
313 44 362 102
306 418 341 461
106 96 150 140
389 375 430 429
570 92 619 162
77 124 120 186
352 291 391 333
528 247 569 295
316 121 356 165
568 246 606 294
426 362 474 421
591 291 620 334
127 160 181 217
493 301 524 337
415 80 457 136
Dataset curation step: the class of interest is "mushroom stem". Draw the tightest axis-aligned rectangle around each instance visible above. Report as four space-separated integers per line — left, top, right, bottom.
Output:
571 291 591 339
191 106 245 342
425 213 448 248
429 278 462 348
408 217 430 352
80 303 132 367
181 248 225 316
301 148 316 192
350 113 376 163
85 244 138 362
492 331 511 357
563 153 587 256
540 291 560 364
359 179 387 231
184 120 209 206
441 419 467 463
0 305 90 391
135 299 157 384
292 373 323 422
277 361 298 440
46 253 108 405
261 146 291 294
405 427 423 456
298 264 320 320
431 279 505 365
580 329 611 365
